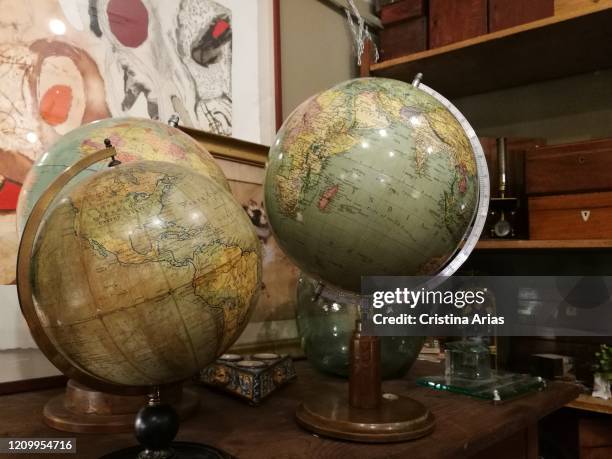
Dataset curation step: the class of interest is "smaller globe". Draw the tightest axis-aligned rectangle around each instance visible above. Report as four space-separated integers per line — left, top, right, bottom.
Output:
17 117 230 234
296 275 424 379
28 160 261 387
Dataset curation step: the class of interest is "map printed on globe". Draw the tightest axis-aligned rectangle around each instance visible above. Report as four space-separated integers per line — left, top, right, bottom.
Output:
30 161 261 386
265 78 479 292
17 117 229 233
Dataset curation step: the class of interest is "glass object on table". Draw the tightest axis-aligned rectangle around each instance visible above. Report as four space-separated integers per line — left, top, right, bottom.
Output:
419 339 545 402
296 274 424 379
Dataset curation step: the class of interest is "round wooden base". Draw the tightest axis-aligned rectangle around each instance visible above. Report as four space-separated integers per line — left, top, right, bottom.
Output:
295 392 435 443
43 380 200 433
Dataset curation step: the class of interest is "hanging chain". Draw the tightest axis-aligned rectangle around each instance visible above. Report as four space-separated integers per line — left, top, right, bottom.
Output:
344 0 379 66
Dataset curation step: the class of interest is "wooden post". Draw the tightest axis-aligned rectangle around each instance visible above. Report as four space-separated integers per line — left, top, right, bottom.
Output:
349 320 381 409
360 38 373 77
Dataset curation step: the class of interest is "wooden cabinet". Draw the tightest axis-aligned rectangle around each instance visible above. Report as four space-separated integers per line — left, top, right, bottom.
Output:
380 17 428 60
379 0 427 60
488 0 554 32
529 192 612 240
579 417 612 459
428 0 487 48
565 398 612 459
526 139 612 195
526 139 612 240
369 6 612 99
379 0 425 25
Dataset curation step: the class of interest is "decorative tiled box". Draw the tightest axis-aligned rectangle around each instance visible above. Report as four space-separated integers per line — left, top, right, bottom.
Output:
197 353 296 404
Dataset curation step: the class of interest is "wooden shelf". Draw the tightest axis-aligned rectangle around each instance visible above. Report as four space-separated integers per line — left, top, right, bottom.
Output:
475 239 612 250
370 5 612 98
567 393 612 415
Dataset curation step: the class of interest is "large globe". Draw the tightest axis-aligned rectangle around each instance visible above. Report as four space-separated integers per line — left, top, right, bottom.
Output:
265 78 479 292
17 117 229 233
26 160 261 387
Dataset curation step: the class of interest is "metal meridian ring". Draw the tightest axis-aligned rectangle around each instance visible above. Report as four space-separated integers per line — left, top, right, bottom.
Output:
418 82 490 279
16 146 150 395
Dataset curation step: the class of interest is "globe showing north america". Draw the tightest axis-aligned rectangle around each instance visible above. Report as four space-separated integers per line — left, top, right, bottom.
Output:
30 161 261 387
264 78 479 292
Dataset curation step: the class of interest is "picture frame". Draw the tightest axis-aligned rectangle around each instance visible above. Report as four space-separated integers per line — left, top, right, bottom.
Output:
179 126 269 167
0 0 283 287
0 0 286 391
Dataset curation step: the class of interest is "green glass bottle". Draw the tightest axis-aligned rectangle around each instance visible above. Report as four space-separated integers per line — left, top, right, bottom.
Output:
296 275 425 379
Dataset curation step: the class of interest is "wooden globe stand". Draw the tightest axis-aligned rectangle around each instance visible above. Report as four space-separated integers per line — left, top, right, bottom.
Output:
16 142 231 456
283 73 489 444
43 380 200 434
295 320 435 442
18 142 195 434
101 387 232 459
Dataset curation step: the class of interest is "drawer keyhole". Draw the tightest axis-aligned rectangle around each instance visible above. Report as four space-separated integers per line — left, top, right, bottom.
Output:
581 210 591 222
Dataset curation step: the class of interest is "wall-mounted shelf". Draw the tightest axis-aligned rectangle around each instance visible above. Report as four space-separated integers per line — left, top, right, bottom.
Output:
370 5 612 98
475 239 612 250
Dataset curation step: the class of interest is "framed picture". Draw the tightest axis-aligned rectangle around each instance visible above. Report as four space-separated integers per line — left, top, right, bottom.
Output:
184 127 302 356
0 0 284 388
0 0 281 281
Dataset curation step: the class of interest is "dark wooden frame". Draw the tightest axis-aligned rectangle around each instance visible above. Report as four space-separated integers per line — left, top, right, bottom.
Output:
179 126 268 166
273 0 283 131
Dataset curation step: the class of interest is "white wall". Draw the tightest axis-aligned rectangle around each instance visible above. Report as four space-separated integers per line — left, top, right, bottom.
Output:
0 286 61 382
280 0 359 118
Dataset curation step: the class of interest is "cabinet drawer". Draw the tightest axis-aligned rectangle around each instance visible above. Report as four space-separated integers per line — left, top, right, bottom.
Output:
380 0 426 25
380 17 427 60
429 0 487 48
526 139 612 195
488 0 553 32
529 192 612 240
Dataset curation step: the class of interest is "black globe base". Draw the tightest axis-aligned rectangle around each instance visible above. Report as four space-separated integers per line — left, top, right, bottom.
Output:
100 393 233 459
99 441 233 459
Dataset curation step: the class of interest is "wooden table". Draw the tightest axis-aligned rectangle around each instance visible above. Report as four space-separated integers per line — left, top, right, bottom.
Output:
565 394 612 458
567 393 612 415
0 361 579 459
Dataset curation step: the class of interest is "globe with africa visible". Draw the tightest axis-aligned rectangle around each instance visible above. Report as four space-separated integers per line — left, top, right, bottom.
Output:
17 117 229 234
25 160 261 387
264 78 480 292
